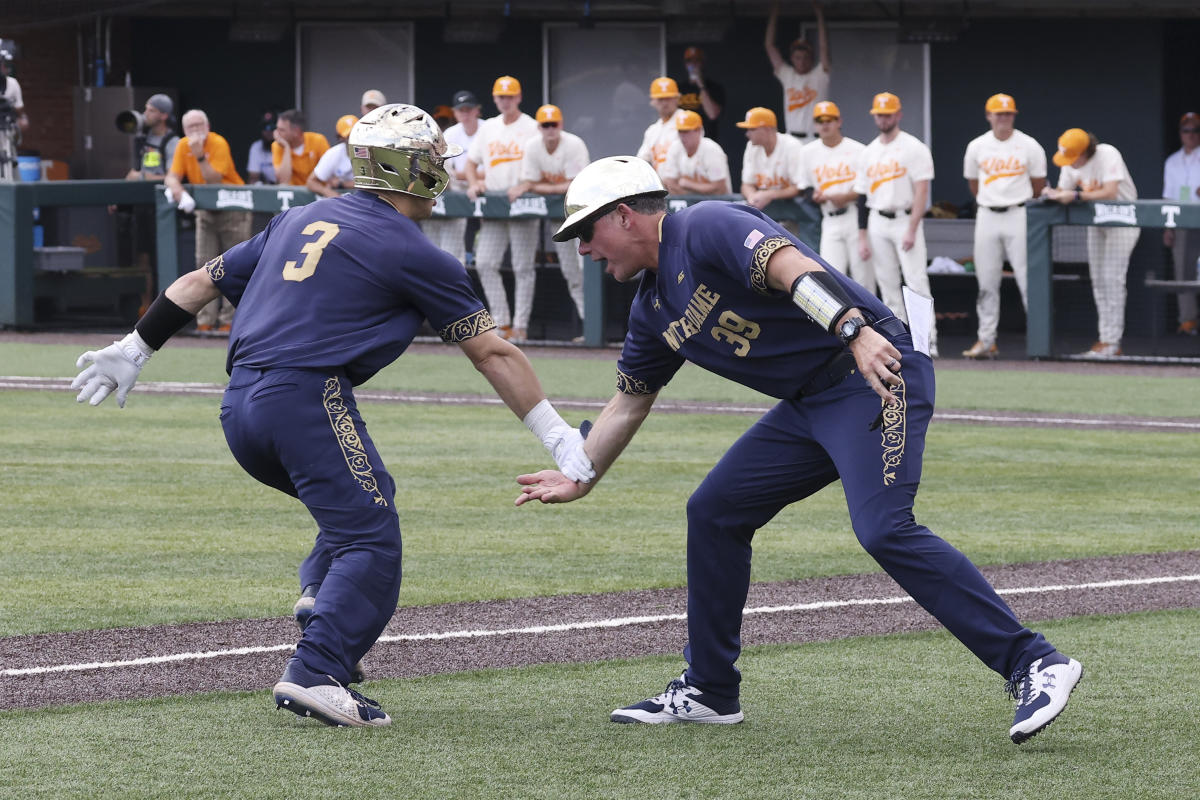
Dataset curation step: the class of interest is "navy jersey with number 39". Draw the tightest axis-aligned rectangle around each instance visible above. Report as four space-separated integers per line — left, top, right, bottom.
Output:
616 202 892 399
207 191 494 385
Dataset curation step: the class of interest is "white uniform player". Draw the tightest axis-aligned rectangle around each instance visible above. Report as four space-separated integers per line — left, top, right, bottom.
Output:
636 77 682 175
794 101 872 292
466 76 539 341
1162 111 1200 335
737 106 802 220
424 91 482 263
854 92 938 354
1044 128 1139 357
961 93 1047 359
515 104 591 324
660 110 731 195
764 0 832 140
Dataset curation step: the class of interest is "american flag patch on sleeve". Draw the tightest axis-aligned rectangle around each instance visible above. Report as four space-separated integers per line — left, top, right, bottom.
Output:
353 146 370 158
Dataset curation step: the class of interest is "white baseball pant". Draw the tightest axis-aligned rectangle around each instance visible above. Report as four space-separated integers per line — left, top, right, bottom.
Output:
972 206 1029 347
819 212 875 295
422 217 468 263
552 238 586 319
1170 228 1199 325
1085 225 1141 345
475 218 539 330
868 210 938 347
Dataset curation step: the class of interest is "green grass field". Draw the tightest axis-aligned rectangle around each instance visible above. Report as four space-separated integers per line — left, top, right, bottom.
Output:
2 342 1198 798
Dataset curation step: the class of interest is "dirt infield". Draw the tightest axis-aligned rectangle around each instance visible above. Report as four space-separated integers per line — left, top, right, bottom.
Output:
2 551 1197 712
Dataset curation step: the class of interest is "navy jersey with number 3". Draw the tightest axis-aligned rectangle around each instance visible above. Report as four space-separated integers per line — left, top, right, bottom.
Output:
207 191 494 385
616 202 892 399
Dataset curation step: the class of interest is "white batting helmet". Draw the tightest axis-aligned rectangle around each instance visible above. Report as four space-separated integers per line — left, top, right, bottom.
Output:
553 156 668 242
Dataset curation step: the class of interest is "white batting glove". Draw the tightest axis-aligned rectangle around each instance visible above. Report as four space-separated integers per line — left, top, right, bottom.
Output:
71 331 154 408
543 425 596 484
523 399 596 483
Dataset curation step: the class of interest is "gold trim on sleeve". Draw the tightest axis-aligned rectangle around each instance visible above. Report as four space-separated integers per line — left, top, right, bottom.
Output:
438 308 497 342
750 236 793 296
616 369 656 396
323 377 388 507
204 254 225 281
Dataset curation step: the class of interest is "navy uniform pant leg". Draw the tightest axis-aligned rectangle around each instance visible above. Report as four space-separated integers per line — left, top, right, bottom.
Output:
809 346 1052 678
221 368 403 684
684 401 841 700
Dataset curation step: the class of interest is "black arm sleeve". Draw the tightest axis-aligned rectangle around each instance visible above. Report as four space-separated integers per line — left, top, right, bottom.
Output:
856 194 869 230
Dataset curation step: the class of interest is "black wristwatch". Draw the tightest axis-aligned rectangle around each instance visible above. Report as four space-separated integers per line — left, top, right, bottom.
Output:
838 316 869 346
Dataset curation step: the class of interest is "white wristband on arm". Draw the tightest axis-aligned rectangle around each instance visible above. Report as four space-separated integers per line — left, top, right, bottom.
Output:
523 399 596 483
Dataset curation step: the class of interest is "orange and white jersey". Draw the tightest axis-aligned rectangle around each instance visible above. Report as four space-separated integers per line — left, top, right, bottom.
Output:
661 137 731 193
854 131 934 211
963 129 1046 207
467 113 538 191
636 116 680 174
774 63 830 136
741 134 802 191
795 136 865 213
519 130 590 185
1056 143 1137 201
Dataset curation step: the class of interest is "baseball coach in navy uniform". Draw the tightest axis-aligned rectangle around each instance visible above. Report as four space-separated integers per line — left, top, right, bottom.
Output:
71 105 593 728
515 156 1083 744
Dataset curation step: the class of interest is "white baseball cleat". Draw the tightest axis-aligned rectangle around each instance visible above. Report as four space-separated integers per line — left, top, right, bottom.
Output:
1007 652 1083 744
611 672 743 724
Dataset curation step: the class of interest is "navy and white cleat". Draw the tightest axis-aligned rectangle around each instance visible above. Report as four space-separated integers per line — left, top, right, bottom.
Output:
1007 652 1083 744
273 658 391 728
611 672 743 725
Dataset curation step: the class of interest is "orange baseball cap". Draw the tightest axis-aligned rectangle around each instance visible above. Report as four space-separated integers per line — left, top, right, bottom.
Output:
736 107 778 129
492 76 521 96
674 110 703 131
1053 128 1090 167
812 101 840 121
870 93 902 114
985 93 1017 113
1180 112 1200 128
536 104 563 124
683 46 704 62
335 114 359 138
649 77 681 99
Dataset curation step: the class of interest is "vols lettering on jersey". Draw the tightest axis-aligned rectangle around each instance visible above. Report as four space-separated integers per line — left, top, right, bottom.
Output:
867 160 908 193
787 86 818 113
488 140 525 169
814 161 856 191
979 156 1027 184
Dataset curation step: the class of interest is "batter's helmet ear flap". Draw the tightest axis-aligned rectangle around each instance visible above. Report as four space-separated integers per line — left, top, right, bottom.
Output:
554 156 667 242
348 104 462 199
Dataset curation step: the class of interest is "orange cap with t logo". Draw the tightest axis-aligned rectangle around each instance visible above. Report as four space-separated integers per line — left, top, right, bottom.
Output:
736 107 778 129
812 101 841 120
649 77 681 99
1053 128 1090 167
535 104 563 124
870 93 902 114
985 93 1017 113
492 76 521 96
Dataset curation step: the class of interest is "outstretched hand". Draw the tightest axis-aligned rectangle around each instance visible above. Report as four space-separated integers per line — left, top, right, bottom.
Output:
514 470 587 506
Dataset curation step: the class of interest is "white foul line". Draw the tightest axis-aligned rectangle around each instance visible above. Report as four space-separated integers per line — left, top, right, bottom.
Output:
3 573 1198 678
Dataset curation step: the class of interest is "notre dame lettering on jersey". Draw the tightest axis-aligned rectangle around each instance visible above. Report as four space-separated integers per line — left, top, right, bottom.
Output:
209 191 494 385
617 202 892 399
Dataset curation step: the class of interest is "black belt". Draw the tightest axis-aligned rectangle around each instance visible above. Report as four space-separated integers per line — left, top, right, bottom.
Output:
825 207 849 217
790 132 810 138
796 350 856 398
876 208 911 219
986 202 1026 213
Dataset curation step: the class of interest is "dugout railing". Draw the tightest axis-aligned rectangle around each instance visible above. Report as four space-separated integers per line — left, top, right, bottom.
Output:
1026 199 1200 363
1 182 822 346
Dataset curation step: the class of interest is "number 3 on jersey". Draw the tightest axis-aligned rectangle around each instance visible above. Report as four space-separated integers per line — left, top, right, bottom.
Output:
282 221 341 282
711 310 761 357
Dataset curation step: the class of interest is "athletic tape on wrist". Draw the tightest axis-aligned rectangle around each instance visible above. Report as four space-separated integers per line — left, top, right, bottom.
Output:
790 271 854 333
523 398 567 442
135 293 196 351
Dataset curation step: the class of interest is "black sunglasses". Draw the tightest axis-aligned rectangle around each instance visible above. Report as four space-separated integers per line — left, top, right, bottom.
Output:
540 121 560 129
1181 127 1200 134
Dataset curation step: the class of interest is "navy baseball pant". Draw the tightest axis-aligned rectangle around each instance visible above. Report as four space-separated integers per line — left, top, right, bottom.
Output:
221 366 403 684
682 335 1053 700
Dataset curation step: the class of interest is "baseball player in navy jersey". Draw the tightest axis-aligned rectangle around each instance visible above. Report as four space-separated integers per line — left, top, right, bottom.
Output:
961 94 1046 359
515 156 1083 744
70 105 593 728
